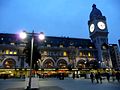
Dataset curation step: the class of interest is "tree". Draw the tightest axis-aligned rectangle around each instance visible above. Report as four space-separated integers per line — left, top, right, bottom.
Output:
23 40 41 70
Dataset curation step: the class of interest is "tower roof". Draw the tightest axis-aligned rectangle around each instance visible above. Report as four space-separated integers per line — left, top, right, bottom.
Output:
90 4 102 20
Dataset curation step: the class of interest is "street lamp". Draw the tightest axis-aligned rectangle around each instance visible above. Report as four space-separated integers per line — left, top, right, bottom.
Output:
19 30 45 90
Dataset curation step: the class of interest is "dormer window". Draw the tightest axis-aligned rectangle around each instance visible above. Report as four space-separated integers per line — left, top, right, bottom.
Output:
10 42 15 45
60 45 63 48
47 44 51 47
1 38 4 40
102 46 106 49
89 46 93 49
79 46 82 48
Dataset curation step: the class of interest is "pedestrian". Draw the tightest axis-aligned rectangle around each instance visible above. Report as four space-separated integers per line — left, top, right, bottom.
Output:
72 72 75 79
95 73 99 83
90 72 94 83
106 72 110 82
111 72 115 82
98 72 102 84
116 71 120 82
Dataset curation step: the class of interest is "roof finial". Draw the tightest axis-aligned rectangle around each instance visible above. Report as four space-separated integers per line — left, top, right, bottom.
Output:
92 4 96 8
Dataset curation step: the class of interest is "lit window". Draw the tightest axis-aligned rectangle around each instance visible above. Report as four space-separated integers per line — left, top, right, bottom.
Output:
89 46 93 49
20 43 26 46
102 46 106 49
10 51 13 54
6 50 9 54
79 46 82 48
88 52 91 56
80 52 82 56
60 45 63 48
63 52 67 56
1 38 3 40
14 51 17 54
47 44 51 47
10 43 15 45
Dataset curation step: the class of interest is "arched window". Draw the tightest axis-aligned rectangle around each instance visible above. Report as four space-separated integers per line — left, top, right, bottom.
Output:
3 58 16 68
57 59 67 69
77 59 86 68
43 59 55 68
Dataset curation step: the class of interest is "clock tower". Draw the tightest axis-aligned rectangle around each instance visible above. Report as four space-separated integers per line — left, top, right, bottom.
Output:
88 4 112 68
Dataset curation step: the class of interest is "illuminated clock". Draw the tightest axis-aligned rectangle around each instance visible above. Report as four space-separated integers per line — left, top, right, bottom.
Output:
90 24 95 32
97 21 106 30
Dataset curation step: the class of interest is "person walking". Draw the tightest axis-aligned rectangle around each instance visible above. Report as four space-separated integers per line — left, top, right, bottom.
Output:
95 73 99 83
98 72 102 84
106 72 110 82
72 72 75 79
90 72 94 83
116 72 120 82
111 72 115 82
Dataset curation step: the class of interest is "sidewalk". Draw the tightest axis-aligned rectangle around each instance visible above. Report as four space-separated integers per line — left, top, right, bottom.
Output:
6 86 64 90
1 78 120 90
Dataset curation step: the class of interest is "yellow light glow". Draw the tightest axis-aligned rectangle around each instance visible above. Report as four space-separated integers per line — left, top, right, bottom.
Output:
5 61 9 65
80 52 82 56
88 52 91 56
6 50 9 54
63 51 67 56
8 71 12 73
14 51 17 54
10 51 13 54
10 73 14 76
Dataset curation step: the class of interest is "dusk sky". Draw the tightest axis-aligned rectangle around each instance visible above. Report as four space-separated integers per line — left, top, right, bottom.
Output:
0 0 120 44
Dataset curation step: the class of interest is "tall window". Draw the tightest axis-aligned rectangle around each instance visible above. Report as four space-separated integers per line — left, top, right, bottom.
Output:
80 52 82 56
88 52 91 56
63 51 67 56
6 50 9 54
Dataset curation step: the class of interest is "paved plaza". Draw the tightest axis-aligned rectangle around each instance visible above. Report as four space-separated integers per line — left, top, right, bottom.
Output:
0 78 120 90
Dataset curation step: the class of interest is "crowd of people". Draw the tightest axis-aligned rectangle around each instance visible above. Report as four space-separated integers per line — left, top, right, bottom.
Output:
90 71 120 84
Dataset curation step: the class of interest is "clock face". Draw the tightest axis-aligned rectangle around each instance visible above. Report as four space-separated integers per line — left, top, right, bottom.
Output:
97 21 106 30
90 24 95 32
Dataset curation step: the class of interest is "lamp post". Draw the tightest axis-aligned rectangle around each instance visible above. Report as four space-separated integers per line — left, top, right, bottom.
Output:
19 30 45 90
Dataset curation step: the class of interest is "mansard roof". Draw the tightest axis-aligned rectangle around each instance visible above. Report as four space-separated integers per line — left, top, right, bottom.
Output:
0 33 96 49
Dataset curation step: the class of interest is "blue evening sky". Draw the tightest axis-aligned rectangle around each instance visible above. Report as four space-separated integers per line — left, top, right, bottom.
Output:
0 0 120 44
